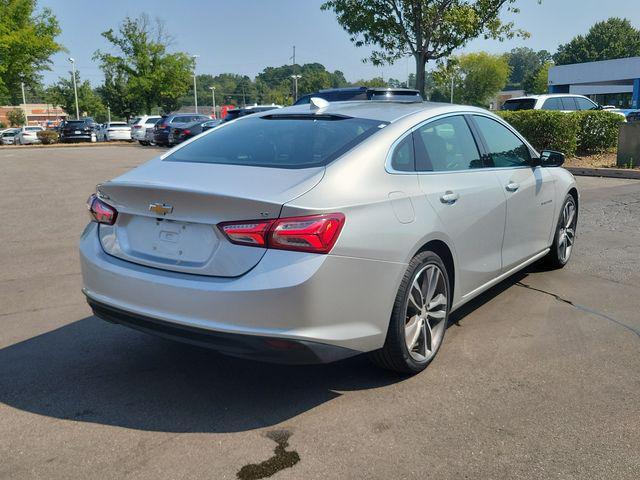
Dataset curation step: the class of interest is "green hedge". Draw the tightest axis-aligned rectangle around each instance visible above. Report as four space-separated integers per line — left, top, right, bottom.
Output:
496 110 624 156
36 130 59 145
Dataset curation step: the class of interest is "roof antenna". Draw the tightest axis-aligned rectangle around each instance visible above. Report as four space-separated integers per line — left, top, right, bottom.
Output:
310 97 329 111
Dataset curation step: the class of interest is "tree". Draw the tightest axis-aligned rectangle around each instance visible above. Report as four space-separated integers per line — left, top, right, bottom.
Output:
0 0 64 104
554 18 640 66
321 0 528 96
94 15 194 115
7 108 25 126
522 61 552 94
433 52 510 106
47 70 106 120
507 47 551 88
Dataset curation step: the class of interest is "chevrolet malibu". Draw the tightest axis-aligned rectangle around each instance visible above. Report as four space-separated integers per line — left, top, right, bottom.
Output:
80 100 578 374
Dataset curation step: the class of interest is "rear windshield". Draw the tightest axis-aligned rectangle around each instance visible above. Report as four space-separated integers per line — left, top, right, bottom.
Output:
501 99 536 111
166 115 386 169
26 127 41 131
145 117 160 124
109 122 128 126
65 121 86 126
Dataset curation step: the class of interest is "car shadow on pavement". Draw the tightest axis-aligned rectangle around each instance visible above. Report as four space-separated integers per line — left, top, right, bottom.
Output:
0 269 531 434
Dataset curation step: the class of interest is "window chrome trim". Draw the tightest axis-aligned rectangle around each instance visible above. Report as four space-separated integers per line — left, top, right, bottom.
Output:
385 110 540 175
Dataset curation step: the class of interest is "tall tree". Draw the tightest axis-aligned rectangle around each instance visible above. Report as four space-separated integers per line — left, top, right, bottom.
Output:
433 52 510 106
0 0 64 104
507 47 551 88
47 70 106 120
522 61 552 94
554 17 640 66
94 15 194 115
321 0 528 96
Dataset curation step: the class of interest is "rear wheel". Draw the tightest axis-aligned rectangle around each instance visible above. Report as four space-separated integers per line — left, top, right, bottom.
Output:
370 251 450 374
545 195 577 269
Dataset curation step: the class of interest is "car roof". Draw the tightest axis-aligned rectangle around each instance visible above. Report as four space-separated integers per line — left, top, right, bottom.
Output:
253 100 488 123
506 94 589 101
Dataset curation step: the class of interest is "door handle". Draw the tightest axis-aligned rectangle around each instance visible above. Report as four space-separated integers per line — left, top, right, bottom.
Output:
505 182 520 192
440 191 459 205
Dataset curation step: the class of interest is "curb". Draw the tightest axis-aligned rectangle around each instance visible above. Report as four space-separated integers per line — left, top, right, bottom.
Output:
1 142 137 150
566 167 640 180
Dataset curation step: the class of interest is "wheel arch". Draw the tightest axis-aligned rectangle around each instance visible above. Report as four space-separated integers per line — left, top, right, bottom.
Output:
415 239 456 306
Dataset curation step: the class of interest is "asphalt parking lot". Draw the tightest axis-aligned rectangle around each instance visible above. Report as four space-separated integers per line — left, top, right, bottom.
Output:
1 145 639 480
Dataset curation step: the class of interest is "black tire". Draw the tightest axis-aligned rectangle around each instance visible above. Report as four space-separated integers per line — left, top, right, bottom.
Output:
545 194 578 269
369 251 450 374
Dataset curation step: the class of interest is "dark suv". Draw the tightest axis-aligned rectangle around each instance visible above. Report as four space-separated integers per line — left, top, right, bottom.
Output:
294 87 423 105
59 118 98 142
154 113 211 146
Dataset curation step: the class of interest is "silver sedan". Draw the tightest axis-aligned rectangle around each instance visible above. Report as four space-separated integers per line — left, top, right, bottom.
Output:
80 100 578 374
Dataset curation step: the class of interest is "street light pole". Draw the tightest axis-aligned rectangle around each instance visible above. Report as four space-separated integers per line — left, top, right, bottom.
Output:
290 75 302 101
68 57 80 119
191 55 199 113
21 82 28 125
210 86 216 118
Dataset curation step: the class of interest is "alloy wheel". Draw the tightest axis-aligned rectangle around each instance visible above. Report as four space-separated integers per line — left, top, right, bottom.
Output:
557 200 576 263
404 264 448 362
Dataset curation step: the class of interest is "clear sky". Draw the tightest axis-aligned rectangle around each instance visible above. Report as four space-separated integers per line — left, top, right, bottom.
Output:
40 0 640 86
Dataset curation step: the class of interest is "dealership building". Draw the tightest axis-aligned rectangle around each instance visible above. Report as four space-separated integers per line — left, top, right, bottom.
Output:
548 56 640 109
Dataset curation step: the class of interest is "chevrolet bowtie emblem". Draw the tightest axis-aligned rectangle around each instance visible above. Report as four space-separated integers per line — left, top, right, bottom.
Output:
149 203 173 215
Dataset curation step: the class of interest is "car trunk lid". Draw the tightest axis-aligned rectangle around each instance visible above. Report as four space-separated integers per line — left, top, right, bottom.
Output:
97 158 324 276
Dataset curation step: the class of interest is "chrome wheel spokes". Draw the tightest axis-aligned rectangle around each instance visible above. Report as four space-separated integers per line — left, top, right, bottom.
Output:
558 201 576 263
404 264 448 362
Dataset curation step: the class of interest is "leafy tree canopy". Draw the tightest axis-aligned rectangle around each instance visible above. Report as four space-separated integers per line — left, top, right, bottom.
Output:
46 70 106 120
433 52 510 106
0 0 64 104
522 61 552 94
507 47 551 88
322 0 528 95
554 17 640 65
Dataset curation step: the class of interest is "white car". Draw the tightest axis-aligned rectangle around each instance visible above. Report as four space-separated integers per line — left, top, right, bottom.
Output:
130 116 162 145
1 128 20 145
101 122 131 142
15 126 44 145
81 101 578 374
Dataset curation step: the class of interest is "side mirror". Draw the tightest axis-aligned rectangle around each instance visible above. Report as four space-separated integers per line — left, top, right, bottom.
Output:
540 150 565 167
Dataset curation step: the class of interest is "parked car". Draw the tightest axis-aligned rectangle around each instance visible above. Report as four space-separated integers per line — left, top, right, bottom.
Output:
144 121 159 146
1 128 19 145
130 115 162 145
153 113 211 146
169 119 221 144
59 119 97 143
294 86 423 105
223 105 282 122
81 100 578 374
15 126 44 145
502 94 601 112
100 122 132 142
626 110 640 123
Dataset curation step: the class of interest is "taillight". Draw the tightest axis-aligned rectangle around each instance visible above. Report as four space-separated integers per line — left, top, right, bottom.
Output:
183 129 191 135
218 213 345 254
133 125 142 129
87 194 118 225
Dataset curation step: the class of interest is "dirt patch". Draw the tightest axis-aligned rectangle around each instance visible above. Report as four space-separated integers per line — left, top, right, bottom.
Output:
565 152 619 169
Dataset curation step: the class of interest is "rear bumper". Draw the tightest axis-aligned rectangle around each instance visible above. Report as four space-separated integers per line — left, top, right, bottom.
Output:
87 298 359 364
61 135 92 142
80 222 405 356
106 131 131 140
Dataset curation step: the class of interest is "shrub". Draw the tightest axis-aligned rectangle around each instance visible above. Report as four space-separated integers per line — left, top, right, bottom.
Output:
37 130 59 145
575 110 625 154
497 110 579 156
497 109 625 156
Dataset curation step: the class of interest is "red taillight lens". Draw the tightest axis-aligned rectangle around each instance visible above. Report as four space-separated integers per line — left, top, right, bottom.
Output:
219 220 273 247
87 194 118 225
218 213 345 254
183 129 191 135
133 125 142 129
269 214 345 253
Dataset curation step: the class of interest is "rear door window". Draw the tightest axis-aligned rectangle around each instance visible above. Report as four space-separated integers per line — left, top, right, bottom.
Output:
413 115 482 171
166 115 386 169
575 97 597 110
560 97 578 110
541 98 562 110
501 99 536 111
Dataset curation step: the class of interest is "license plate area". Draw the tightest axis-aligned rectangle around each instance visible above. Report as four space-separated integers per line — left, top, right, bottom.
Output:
74 130 81 134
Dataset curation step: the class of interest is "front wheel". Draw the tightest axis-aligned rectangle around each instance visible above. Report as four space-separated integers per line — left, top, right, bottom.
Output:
545 194 577 269
370 251 450 374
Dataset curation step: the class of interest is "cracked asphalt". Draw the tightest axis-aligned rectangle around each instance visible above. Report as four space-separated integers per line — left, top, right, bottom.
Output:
0 146 638 479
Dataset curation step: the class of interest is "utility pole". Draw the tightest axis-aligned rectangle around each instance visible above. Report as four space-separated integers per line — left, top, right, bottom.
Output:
21 82 28 125
107 106 111 123
210 86 216 118
191 54 200 113
68 57 80 119
290 75 302 101
450 75 454 104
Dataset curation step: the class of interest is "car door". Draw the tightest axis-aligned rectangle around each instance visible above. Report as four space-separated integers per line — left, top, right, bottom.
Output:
471 114 556 271
414 114 507 297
